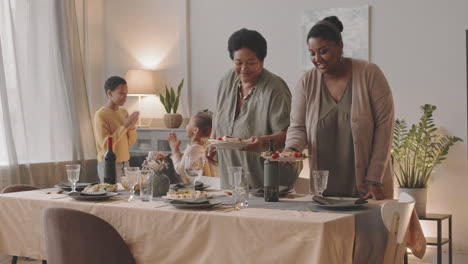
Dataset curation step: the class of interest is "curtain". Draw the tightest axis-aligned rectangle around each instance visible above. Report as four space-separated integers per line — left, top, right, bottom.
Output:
0 0 97 189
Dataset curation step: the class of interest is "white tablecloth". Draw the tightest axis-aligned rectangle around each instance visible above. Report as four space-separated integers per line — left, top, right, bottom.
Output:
0 189 360 264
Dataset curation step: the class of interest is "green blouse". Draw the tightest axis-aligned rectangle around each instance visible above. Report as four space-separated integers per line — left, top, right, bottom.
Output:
316 78 358 197
215 69 301 189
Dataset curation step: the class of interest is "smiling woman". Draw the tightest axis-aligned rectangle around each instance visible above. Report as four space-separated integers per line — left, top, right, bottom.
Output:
285 16 395 200
208 28 302 189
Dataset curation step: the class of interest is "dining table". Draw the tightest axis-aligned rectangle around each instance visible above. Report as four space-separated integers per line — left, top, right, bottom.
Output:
0 187 425 264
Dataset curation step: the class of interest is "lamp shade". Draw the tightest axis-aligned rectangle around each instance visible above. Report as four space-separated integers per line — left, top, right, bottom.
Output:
125 69 156 96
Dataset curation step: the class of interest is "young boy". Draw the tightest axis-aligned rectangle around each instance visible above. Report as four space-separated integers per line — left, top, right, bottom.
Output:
94 76 139 183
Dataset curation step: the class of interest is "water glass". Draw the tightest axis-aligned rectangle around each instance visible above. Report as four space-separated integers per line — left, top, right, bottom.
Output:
228 167 250 207
311 170 329 197
66 164 80 192
138 169 154 202
124 167 139 202
184 155 204 193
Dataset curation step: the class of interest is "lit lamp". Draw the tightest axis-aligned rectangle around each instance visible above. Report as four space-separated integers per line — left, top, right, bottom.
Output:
125 69 156 127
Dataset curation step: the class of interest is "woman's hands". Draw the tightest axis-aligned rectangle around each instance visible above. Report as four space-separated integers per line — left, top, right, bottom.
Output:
239 136 267 152
168 131 181 154
362 184 385 200
205 145 217 164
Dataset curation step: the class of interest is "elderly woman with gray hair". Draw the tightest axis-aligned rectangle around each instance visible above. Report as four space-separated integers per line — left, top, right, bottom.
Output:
285 16 395 200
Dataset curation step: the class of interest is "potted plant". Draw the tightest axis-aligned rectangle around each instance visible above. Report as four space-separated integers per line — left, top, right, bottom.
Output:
392 104 462 217
160 79 184 128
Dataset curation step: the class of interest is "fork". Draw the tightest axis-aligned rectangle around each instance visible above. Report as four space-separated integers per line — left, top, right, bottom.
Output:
220 202 241 213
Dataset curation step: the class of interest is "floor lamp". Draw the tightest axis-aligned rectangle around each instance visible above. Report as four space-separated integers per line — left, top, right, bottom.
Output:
125 69 157 127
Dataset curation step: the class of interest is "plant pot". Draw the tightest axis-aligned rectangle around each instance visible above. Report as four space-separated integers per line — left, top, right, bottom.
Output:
163 113 183 128
398 188 427 217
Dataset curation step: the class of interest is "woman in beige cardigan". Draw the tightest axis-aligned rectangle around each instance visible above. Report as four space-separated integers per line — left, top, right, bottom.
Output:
285 16 394 200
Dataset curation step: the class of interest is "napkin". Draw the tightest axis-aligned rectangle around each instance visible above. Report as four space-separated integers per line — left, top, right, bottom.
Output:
169 197 210 205
312 196 368 206
171 182 204 190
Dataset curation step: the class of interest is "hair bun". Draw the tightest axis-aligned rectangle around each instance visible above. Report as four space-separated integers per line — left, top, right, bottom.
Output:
324 16 344 33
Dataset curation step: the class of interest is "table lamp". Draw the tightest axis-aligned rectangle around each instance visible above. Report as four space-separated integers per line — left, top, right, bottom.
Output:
125 69 156 127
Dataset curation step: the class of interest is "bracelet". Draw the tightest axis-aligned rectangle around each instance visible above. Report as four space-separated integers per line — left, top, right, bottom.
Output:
362 179 383 187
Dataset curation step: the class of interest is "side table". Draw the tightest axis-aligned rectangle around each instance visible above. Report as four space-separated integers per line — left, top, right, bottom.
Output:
405 214 452 264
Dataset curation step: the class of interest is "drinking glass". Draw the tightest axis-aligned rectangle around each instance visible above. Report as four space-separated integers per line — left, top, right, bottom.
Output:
138 169 154 202
311 170 329 197
184 155 204 193
228 167 249 207
66 164 80 192
124 167 139 202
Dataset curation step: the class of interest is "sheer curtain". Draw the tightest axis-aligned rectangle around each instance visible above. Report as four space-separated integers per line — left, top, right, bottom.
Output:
0 0 96 189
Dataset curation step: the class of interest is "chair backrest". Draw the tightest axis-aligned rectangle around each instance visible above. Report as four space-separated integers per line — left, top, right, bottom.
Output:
381 192 415 264
43 207 136 264
1 184 39 193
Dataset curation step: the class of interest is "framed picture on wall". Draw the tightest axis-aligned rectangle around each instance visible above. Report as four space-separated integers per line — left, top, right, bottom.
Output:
301 5 369 71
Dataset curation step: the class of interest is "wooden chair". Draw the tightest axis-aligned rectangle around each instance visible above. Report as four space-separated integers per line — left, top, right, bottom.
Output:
43 207 136 264
381 192 415 264
1 184 46 264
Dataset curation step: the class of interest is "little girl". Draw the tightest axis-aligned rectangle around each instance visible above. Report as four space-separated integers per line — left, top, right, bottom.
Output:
168 112 212 182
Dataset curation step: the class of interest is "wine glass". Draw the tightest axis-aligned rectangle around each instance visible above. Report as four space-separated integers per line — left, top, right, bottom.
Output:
124 167 139 202
312 170 329 197
184 155 204 193
66 164 80 193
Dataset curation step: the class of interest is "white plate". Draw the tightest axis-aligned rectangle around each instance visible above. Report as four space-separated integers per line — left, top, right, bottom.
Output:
262 156 305 162
208 142 248 150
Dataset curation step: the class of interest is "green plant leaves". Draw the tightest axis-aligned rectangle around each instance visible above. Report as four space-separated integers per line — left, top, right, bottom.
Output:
159 79 184 114
392 104 463 188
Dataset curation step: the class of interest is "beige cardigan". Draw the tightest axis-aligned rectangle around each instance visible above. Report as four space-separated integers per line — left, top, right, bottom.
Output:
285 59 395 198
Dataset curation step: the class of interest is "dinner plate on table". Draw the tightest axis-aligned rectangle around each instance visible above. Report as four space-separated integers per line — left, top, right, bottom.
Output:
169 201 222 209
310 197 368 210
54 182 94 192
69 192 118 201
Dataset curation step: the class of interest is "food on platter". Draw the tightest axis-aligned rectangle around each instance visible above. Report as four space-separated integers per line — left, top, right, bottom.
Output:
82 183 118 193
208 136 253 144
165 189 208 199
260 150 309 161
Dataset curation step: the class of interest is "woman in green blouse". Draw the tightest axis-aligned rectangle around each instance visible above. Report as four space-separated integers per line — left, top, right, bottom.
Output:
207 28 301 189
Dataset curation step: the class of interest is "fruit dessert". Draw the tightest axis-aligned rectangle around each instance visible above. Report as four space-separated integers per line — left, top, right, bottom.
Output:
260 150 308 160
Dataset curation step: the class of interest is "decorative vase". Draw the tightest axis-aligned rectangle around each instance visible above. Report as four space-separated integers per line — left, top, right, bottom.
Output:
398 188 428 217
163 113 182 128
153 171 170 197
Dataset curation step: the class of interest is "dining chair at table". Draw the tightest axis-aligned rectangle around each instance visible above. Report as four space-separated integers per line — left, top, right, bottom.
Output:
1 184 46 264
43 207 136 264
381 192 416 264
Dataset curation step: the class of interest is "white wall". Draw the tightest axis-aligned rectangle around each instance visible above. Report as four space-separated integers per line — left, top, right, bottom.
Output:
102 0 189 118
190 0 468 258
87 0 468 260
